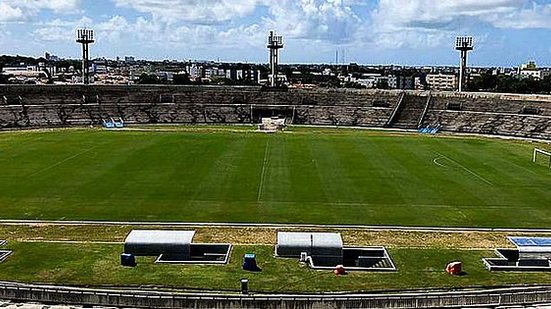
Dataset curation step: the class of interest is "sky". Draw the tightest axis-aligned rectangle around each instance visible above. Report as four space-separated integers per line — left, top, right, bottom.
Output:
0 0 551 66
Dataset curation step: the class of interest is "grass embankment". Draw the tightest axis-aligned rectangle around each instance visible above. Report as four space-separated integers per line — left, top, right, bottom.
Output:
0 225 550 292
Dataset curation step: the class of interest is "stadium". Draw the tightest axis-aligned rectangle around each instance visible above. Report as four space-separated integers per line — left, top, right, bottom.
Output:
1 84 551 308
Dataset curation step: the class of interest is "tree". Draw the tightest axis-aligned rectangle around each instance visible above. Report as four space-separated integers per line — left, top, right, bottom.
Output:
466 73 497 92
541 75 551 94
0 74 12 84
173 74 191 85
137 73 161 84
376 79 389 89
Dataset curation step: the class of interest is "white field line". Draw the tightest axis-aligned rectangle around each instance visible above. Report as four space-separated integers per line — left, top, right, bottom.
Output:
257 139 270 202
436 152 494 186
20 240 121 244
28 147 96 177
432 156 448 168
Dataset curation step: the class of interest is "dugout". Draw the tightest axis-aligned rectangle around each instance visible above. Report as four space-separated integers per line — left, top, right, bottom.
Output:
275 232 396 271
123 230 231 264
276 232 344 265
483 237 551 271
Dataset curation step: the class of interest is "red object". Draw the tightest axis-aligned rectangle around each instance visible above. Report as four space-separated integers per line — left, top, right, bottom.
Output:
445 261 463 275
334 265 346 276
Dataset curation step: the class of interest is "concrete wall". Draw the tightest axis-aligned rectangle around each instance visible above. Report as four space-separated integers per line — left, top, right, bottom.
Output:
0 281 551 308
1 85 551 139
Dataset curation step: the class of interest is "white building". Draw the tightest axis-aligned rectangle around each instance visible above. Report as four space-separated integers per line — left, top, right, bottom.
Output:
517 61 549 80
426 73 458 91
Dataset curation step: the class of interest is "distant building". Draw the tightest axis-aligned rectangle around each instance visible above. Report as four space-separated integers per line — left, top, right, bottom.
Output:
226 68 260 83
390 75 415 89
414 77 425 90
426 73 458 91
124 56 136 64
188 64 204 80
1 65 47 83
44 52 59 61
92 60 108 74
517 61 548 80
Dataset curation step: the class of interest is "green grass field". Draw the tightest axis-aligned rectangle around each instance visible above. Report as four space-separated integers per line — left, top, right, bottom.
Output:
0 126 550 228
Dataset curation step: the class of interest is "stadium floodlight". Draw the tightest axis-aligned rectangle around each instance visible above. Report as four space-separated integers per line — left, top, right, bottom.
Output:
533 148 551 168
267 31 284 87
455 36 474 93
76 29 95 85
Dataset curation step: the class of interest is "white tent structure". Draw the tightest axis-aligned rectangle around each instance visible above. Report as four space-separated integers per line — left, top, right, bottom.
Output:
124 230 195 258
276 232 344 265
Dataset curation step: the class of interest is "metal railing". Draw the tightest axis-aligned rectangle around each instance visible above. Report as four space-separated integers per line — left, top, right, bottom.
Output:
385 91 406 127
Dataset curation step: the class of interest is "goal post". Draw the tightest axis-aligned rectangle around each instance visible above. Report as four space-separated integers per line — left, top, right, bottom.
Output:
533 148 551 168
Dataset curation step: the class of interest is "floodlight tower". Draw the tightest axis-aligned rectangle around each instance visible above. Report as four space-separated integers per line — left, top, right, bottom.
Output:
76 29 95 85
455 36 474 92
267 31 284 87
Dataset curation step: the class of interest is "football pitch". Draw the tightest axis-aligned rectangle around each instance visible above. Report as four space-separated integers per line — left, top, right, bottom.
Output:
0 126 550 228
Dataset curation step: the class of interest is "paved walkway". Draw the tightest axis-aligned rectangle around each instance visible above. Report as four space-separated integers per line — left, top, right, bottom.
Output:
1 219 551 234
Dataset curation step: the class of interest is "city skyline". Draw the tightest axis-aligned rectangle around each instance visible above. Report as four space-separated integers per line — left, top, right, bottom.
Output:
1 0 551 66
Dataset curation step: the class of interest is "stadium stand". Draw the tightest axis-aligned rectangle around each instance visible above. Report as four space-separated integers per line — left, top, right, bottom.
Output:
0 85 550 139
386 93 431 129
421 92 551 139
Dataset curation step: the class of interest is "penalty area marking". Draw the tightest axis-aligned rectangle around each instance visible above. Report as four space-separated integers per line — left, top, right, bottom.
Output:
435 152 494 186
433 156 449 168
257 139 270 202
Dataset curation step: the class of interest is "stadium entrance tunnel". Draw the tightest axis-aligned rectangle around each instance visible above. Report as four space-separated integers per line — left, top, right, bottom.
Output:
275 232 396 272
483 237 551 271
123 230 231 265
252 106 295 124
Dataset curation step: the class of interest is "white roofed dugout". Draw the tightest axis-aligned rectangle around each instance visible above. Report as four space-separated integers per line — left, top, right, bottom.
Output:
124 230 195 257
509 236 551 259
276 232 343 258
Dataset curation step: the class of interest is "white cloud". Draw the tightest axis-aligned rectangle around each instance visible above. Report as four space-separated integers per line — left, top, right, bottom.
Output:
32 16 93 42
112 0 262 23
0 2 25 22
33 27 69 42
263 0 361 43
28 11 263 53
110 0 362 44
491 3 551 29
0 0 80 22
370 0 551 48
7 0 551 61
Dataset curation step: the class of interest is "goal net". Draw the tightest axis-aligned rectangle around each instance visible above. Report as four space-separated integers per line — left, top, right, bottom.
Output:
258 117 286 133
533 148 551 168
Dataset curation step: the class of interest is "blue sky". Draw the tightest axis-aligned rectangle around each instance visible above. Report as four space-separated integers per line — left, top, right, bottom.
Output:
1 0 551 66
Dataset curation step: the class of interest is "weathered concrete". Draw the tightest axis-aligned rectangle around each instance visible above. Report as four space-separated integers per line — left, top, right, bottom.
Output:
1 85 551 139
